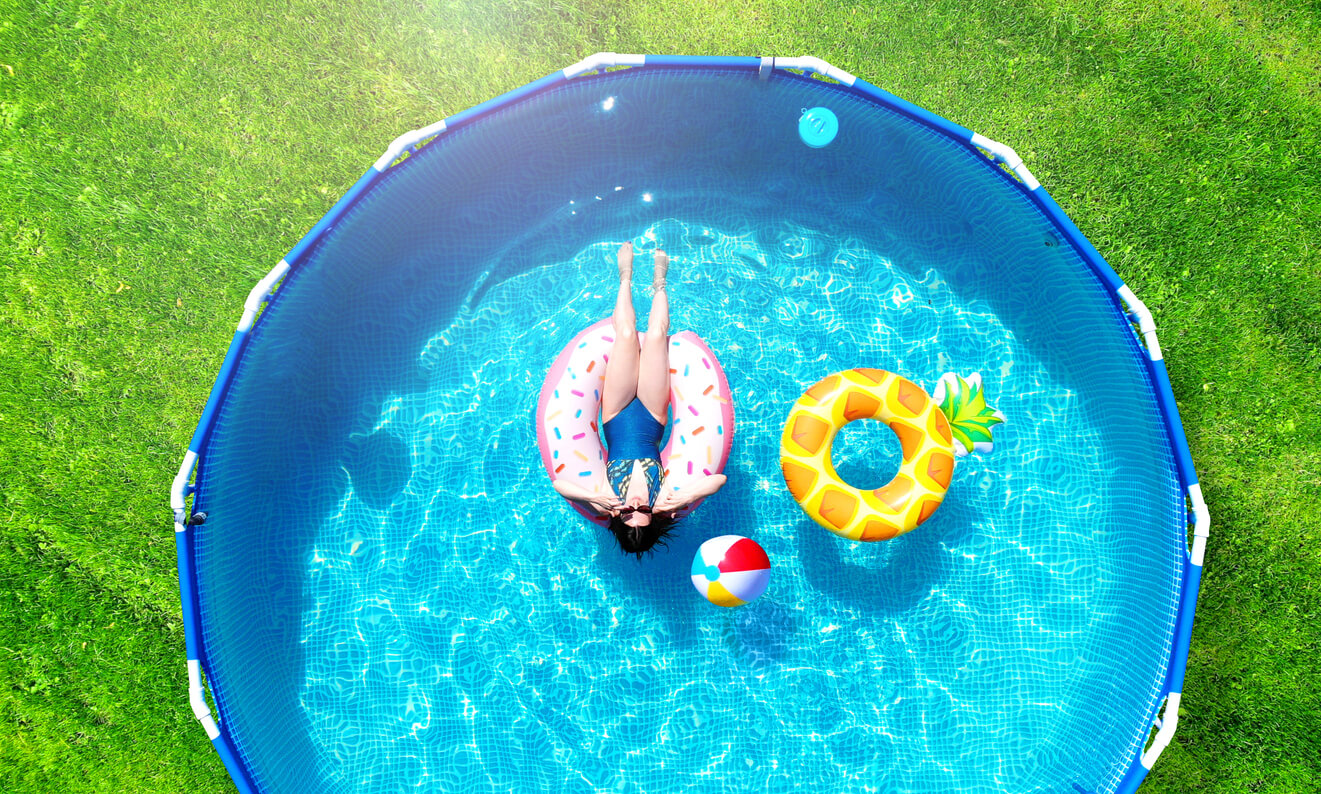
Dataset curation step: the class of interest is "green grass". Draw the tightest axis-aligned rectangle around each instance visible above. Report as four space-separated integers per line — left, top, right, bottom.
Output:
0 0 1317 790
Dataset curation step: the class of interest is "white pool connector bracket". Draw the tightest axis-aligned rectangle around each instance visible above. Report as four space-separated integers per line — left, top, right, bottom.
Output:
1189 482 1211 567
1140 691 1181 769
969 133 1041 191
374 118 450 172
1140 487 1208 768
1117 284 1163 361
189 659 222 740
564 52 646 80
175 454 219 740
171 450 199 529
237 259 291 333
772 56 857 86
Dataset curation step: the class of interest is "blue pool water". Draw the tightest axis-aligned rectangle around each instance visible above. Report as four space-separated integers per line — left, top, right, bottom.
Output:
192 69 1185 793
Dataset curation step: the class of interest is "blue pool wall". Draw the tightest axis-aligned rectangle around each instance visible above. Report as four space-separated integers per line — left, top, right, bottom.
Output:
173 55 1204 794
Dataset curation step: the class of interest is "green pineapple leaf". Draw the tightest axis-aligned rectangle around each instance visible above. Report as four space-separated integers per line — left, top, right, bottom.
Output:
934 373 1005 457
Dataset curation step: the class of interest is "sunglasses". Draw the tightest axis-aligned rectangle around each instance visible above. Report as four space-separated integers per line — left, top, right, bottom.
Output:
618 504 652 517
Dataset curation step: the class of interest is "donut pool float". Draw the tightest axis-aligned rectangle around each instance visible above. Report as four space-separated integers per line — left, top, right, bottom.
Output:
536 318 735 523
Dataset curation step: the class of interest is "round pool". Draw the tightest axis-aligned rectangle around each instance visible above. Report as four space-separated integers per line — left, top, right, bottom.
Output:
174 56 1202 794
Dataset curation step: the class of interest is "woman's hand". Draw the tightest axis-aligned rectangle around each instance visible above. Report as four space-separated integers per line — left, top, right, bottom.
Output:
587 492 623 515
653 475 725 515
553 477 621 516
653 490 686 514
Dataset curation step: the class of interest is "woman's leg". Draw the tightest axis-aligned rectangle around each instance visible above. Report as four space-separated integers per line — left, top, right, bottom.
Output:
636 249 671 423
601 242 641 424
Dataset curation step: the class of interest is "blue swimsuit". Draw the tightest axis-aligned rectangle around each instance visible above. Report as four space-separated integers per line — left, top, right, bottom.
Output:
602 397 665 505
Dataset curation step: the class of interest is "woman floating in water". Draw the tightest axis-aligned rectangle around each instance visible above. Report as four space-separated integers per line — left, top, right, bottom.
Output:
550 242 728 556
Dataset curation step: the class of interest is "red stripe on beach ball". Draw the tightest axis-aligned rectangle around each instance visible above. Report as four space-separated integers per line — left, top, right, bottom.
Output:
718 537 771 573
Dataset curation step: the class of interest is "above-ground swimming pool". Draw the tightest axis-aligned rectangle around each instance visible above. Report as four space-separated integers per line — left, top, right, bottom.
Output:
172 55 1207 794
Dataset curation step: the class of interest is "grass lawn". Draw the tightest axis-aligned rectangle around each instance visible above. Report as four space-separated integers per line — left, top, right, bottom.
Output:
1 0 1317 790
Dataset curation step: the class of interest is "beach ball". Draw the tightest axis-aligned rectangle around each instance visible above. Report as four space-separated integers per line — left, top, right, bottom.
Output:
691 535 771 607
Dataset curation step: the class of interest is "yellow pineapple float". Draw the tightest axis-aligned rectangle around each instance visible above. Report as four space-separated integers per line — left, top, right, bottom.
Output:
780 369 1004 542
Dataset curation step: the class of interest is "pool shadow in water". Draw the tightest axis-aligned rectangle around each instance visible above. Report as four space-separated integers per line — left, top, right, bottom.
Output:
794 494 981 617
588 461 784 652
724 598 797 669
341 429 412 511
589 514 705 648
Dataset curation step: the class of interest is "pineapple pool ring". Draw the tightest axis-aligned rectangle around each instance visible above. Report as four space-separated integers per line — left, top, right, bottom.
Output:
780 369 957 542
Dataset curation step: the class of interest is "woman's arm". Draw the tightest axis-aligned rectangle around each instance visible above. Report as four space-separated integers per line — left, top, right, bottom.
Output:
553 478 621 515
655 474 726 513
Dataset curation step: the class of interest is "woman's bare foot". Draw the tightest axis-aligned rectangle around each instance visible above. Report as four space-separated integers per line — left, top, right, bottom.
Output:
652 249 668 291
617 242 634 282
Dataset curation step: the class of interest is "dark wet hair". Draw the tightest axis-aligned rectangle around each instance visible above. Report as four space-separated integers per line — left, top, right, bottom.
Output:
607 513 678 559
